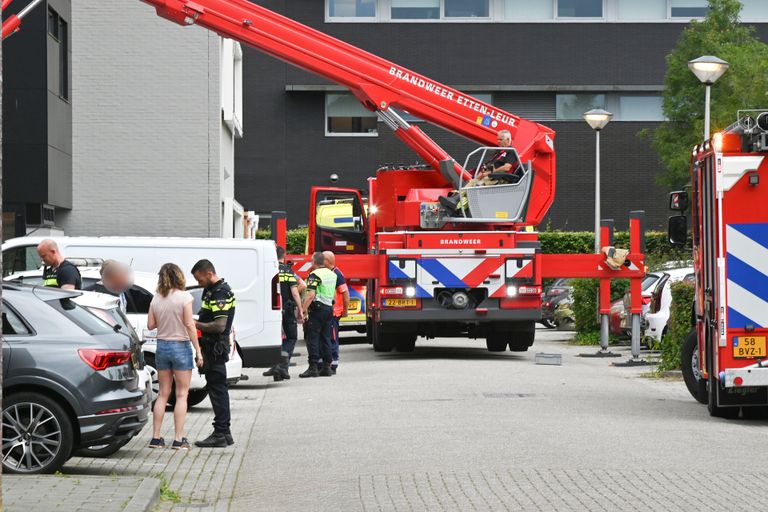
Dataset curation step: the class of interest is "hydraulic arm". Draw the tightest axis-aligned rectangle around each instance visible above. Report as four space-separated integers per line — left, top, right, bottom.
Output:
140 0 556 224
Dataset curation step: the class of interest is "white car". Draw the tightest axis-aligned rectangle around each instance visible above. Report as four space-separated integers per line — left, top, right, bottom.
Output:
644 267 695 342
5 267 243 407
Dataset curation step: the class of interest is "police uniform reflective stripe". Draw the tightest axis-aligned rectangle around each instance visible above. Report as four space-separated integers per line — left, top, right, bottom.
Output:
198 279 236 336
42 267 59 287
278 263 299 310
306 267 336 307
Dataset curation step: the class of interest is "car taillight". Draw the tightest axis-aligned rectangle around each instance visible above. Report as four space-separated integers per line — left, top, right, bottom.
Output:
196 329 203 338
271 272 281 310
78 349 132 371
642 296 652 306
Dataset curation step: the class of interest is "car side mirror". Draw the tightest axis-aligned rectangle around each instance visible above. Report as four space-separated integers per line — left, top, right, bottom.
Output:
668 215 688 247
669 191 689 211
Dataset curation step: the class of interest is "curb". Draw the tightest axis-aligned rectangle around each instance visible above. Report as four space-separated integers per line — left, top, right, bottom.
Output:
662 370 683 379
124 477 161 512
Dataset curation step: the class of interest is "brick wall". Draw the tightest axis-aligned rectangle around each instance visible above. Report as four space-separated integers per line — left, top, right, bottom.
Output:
60 1 221 237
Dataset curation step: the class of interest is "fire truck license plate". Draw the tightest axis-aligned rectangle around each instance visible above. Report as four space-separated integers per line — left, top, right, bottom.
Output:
733 336 766 358
383 299 416 307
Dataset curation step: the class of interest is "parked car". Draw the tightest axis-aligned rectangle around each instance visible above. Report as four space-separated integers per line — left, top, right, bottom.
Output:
69 290 156 457
2 283 149 474
644 267 695 342
609 298 626 337
5 267 243 407
620 272 661 335
540 278 574 328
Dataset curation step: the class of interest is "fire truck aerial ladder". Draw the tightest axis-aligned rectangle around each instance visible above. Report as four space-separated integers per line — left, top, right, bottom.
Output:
1 0 645 353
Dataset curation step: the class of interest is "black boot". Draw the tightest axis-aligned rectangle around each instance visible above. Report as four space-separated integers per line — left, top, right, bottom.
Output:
319 363 333 377
262 365 278 377
276 357 291 380
195 433 227 448
299 363 319 378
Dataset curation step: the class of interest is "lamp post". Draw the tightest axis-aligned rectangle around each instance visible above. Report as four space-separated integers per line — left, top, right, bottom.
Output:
583 108 613 253
688 55 729 140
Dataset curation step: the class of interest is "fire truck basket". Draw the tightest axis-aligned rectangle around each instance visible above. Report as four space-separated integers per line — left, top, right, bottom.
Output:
463 161 533 221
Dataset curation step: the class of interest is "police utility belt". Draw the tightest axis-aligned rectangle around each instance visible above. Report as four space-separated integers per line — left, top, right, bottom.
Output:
309 301 333 312
201 333 229 356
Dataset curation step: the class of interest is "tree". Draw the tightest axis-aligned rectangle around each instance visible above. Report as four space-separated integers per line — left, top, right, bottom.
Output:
653 0 768 188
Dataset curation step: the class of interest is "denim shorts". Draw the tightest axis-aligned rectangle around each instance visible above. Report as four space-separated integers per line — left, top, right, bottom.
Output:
155 340 194 371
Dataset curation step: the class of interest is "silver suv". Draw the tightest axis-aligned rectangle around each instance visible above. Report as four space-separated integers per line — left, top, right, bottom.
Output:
2 283 149 474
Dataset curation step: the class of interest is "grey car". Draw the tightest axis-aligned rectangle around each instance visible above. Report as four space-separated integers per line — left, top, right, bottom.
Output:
2 283 149 474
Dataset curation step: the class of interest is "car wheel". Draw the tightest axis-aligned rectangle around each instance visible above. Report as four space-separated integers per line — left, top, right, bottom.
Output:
540 318 556 329
394 335 417 353
186 388 209 407
2 392 74 474
73 438 130 458
681 330 707 404
486 334 507 352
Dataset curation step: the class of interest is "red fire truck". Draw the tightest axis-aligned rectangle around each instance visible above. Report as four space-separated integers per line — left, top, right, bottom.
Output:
671 112 768 418
1 0 638 356
137 0 646 355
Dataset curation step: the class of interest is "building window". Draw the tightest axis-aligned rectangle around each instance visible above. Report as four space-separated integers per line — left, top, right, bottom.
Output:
391 0 440 20
48 8 68 100
444 0 489 18
670 0 708 18
556 94 606 120
618 0 666 20
739 0 767 20
556 93 664 121
557 0 603 18
617 95 664 121
329 0 376 18
326 93 378 136
504 0 553 20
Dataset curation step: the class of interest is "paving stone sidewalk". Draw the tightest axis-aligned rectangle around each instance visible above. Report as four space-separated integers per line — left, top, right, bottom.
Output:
4 368 270 512
3 475 160 512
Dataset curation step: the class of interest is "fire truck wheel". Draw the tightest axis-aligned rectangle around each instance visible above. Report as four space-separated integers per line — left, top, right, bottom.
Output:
372 328 394 352
486 334 508 352
395 335 417 353
707 374 740 419
508 323 535 352
681 330 707 404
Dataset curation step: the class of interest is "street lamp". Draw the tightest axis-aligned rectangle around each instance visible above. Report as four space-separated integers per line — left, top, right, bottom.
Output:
688 55 729 140
583 108 613 253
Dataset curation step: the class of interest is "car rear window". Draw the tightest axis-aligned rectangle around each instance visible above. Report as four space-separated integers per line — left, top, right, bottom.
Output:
48 297 114 335
641 274 660 291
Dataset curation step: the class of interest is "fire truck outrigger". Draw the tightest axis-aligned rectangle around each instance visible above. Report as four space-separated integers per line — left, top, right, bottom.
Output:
137 0 646 356
671 111 768 418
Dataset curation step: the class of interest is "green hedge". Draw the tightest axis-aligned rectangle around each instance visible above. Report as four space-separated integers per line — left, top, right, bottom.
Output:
571 278 631 342
256 228 308 255
658 281 695 372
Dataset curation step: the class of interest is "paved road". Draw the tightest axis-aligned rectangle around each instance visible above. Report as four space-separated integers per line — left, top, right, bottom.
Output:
57 327 768 511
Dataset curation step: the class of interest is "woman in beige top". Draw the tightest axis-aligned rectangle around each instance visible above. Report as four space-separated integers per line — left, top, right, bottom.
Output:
147 263 203 450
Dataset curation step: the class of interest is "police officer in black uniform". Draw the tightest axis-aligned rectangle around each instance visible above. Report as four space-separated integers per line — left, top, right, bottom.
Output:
263 246 304 381
191 259 235 448
37 239 82 290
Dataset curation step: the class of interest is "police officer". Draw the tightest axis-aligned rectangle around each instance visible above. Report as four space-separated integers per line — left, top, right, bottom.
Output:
191 259 235 448
37 239 81 290
299 252 337 378
263 246 304 381
323 251 349 375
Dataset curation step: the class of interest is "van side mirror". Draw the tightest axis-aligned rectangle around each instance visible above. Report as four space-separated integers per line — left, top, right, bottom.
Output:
669 191 689 211
668 215 688 247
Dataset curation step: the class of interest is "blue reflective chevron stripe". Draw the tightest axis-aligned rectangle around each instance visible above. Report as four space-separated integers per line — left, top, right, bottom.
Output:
727 254 768 304
419 259 466 288
728 307 763 329
730 223 768 251
414 284 432 298
388 261 411 280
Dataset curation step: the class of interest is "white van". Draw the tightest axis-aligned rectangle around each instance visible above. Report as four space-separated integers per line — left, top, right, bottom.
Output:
2 237 282 368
